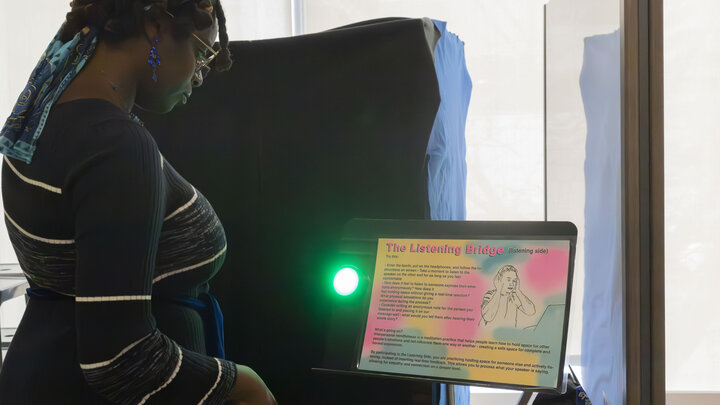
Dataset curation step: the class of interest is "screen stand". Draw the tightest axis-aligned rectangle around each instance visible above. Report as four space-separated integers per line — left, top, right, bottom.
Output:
517 392 538 404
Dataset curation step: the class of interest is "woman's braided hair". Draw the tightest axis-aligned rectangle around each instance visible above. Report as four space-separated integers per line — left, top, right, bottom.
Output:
61 0 232 71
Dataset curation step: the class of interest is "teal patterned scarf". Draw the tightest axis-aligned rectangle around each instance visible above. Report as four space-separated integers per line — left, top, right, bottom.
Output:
0 26 98 163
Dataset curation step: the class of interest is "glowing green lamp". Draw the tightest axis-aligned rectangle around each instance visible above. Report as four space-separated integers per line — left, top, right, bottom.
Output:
333 267 359 296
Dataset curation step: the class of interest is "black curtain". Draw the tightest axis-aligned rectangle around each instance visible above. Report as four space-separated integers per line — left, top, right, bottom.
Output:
143 18 440 404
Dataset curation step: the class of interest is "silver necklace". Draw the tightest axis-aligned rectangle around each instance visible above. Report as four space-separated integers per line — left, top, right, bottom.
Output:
93 68 143 125
94 67 132 112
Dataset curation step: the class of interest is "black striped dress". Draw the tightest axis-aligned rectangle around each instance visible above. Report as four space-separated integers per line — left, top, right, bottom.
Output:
0 99 237 404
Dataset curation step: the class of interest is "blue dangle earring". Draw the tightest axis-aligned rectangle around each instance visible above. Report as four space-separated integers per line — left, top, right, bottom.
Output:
148 38 161 82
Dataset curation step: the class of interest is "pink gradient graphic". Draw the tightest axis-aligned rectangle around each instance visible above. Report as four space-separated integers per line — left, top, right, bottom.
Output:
360 280 406 356
360 317 404 357
441 270 488 340
358 238 572 389
524 247 570 294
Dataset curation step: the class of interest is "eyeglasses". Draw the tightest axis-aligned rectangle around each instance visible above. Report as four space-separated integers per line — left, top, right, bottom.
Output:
162 9 219 79
192 33 219 79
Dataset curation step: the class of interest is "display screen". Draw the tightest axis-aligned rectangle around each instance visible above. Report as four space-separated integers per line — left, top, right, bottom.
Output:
357 238 572 389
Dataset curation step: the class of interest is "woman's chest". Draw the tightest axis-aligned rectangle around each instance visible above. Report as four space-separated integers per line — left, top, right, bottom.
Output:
151 161 227 294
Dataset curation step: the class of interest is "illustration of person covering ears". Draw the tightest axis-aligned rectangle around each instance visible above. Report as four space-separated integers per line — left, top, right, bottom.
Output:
480 265 536 328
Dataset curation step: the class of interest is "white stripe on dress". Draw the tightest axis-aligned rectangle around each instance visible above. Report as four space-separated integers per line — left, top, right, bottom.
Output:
198 358 224 405
79 333 153 370
164 187 198 221
137 343 183 405
153 244 227 283
75 295 151 302
4 211 75 244
4 156 62 194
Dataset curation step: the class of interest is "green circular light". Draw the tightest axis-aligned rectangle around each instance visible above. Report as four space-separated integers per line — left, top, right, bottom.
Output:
333 267 359 296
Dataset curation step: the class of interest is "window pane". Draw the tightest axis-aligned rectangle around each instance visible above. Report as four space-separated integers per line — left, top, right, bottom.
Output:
664 0 720 393
221 0 291 40
546 0 621 404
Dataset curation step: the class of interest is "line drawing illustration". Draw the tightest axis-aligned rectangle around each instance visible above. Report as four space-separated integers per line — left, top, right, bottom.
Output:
480 265 536 328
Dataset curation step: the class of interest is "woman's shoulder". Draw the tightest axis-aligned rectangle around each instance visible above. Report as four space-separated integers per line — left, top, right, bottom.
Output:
41 98 158 158
1 100 164 210
16 99 163 189
51 98 134 125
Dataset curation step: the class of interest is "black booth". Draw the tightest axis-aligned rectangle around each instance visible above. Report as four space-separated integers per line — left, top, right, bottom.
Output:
142 17 469 404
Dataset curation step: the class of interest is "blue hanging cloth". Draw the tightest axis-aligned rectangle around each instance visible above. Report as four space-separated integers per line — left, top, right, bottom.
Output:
425 20 472 221
426 19 472 405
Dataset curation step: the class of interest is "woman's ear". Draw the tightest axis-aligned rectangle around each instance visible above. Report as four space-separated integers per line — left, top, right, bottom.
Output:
142 19 162 44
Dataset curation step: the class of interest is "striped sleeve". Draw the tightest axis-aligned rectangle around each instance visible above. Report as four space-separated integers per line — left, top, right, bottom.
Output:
70 120 236 404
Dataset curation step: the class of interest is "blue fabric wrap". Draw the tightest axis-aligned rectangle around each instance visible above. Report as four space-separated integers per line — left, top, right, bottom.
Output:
26 287 72 300
427 19 472 405
0 26 98 163
173 292 227 359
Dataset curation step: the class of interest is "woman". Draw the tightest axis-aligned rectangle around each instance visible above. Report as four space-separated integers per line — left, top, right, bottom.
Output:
0 1 276 404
